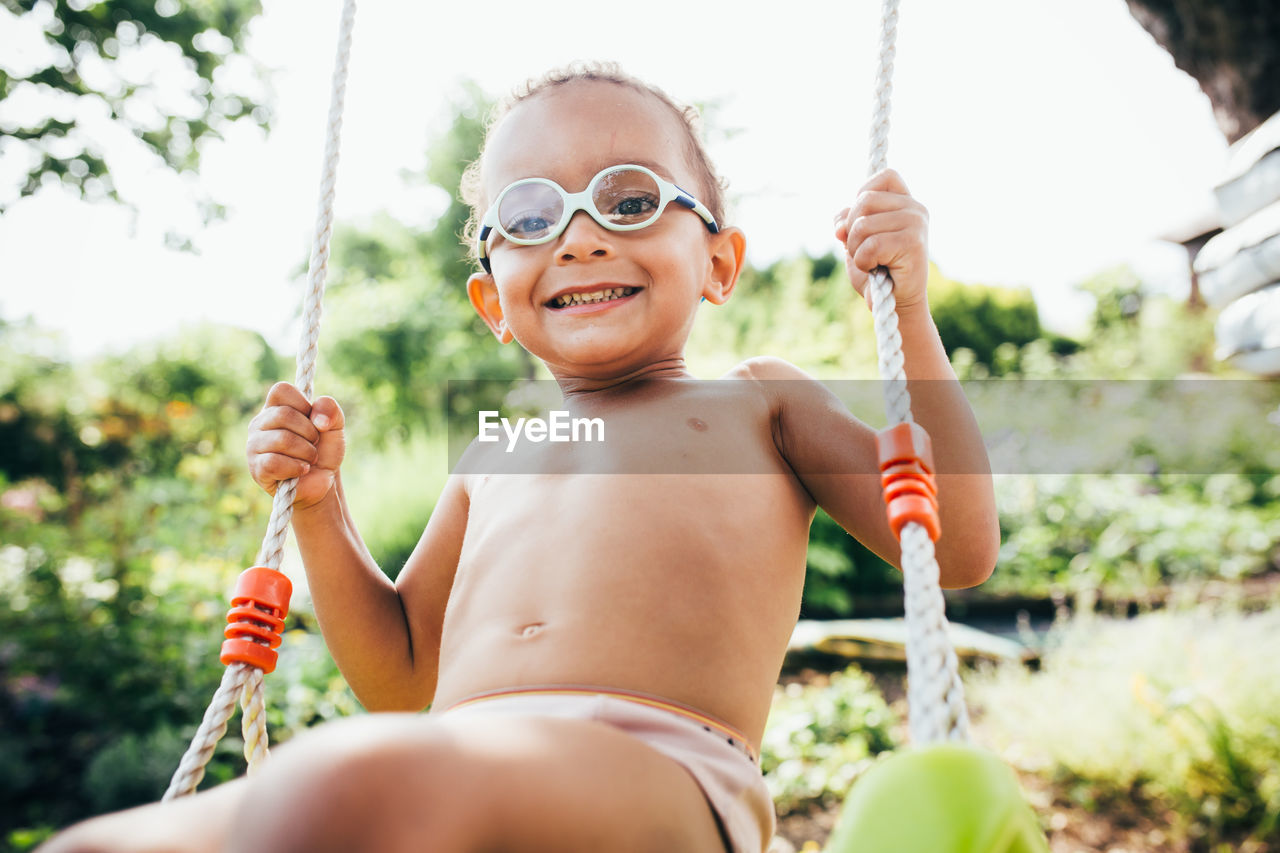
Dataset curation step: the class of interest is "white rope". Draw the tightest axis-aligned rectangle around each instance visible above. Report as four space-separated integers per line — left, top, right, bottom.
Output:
164 0 357 800
866 0 969 745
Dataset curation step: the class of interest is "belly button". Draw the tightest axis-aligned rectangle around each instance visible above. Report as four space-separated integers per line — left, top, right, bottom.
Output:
517 622 545 639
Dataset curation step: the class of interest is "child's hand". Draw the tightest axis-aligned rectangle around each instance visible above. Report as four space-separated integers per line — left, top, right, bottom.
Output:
246 382 346 510
833 169 930 312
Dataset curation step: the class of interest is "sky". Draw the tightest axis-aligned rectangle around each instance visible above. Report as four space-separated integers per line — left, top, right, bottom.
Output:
0 0 1229 359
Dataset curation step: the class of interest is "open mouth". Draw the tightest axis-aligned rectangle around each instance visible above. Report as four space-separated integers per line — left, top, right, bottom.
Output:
548 286 640 309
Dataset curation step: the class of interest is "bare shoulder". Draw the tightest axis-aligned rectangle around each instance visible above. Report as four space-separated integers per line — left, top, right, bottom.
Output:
722 355 815 383
453 433 509 484
721 357 841 420
720 356 825 414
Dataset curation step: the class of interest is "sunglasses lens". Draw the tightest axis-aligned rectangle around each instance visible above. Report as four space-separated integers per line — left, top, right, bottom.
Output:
594 168 662 227
498 182 564 241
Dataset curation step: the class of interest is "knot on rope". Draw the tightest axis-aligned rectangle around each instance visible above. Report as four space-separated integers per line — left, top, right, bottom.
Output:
877 422 940 542
221 567 293 674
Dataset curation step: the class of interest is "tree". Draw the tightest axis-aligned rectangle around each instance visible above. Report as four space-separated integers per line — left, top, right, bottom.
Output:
925 264 1050 371
1125 0 1280 143
0 0 267 213
321 83 532 443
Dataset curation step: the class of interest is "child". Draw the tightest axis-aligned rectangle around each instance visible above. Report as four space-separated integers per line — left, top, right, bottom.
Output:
43 62 997 853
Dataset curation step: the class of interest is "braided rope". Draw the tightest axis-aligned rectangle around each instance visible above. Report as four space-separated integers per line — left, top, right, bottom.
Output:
163 0 358 801
867 0 969 745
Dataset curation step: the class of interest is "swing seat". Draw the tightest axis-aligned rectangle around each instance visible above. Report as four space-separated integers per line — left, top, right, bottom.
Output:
825 742 1049 853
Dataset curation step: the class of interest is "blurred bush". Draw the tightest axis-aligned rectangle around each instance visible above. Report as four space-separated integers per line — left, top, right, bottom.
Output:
970 608 1280 849
994 474 1280 599
762 667 899 814
0 318 355 846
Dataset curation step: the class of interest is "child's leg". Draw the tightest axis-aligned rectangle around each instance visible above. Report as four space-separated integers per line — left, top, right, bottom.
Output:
38 776 247 853
229 711 729 853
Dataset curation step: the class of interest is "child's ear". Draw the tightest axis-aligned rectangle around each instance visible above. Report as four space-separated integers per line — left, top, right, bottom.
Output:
467 272 515 344
702 227 746 306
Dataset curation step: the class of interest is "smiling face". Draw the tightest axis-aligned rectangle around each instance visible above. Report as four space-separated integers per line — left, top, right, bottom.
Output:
466 79 745 384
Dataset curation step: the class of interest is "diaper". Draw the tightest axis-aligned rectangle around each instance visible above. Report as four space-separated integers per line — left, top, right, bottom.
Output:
440 686 776 853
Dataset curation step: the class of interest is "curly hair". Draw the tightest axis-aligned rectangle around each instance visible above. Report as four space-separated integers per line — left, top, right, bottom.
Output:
459 61 728 267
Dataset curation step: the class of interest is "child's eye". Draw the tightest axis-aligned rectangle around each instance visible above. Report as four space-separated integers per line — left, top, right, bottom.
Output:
506 213 555 239
610 194 659 221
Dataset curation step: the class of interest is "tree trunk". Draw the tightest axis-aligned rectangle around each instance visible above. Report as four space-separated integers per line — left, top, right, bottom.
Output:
1126 0 1280 143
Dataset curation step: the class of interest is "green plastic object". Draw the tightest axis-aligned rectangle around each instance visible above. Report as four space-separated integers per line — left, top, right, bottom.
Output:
826 743 1050 853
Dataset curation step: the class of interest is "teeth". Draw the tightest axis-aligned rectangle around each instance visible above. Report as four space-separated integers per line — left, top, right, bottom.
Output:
553 287 636 308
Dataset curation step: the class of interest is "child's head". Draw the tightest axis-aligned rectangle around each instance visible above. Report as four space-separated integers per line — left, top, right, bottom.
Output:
460 62 727 262
463 63 746 379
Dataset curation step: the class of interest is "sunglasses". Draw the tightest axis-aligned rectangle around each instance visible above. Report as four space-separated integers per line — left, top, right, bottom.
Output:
477 164 719 273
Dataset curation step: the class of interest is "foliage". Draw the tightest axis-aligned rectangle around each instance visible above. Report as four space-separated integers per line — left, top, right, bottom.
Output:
320 84 531 445
0 540 235 838
0 0 268 217
971 608 1280 848
926 264 1075 371
761 666 898 815
0 321 355 845
688 253 879 379
775 265 1277 616
0 317 114 494
1 318 282 531
338 431 447 578
994 474 1280 599
800 508 901 618
957 265 1220 381
689 256 1068 379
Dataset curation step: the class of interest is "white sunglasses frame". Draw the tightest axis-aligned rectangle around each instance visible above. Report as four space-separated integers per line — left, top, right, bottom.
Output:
477 163 719 273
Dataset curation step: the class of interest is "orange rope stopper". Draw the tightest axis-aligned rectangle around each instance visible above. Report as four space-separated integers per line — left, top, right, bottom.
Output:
220 567 292 674
876 422 941 542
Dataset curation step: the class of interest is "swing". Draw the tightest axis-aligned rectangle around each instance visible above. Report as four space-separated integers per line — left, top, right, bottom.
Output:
164 1 1050 850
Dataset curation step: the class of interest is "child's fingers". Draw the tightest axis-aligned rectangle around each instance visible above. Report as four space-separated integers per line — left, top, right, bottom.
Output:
849 190 925 220
842 253 875 310
309 396 345 432
254 381 320 443
833 206 852 240
314 425 347 472
860 168 910 196
250 404 320 444
836 170 928 311
247 450 313 494
849 228 915 275
841 209 926 277
843 250 868 288
245 425 317 493
844 209 924 249
835 189 923 240
265 381 310 412
247 427 319 465
246 385 345 505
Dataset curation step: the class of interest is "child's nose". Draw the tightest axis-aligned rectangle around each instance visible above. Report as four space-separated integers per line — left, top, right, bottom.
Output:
555 210 613 265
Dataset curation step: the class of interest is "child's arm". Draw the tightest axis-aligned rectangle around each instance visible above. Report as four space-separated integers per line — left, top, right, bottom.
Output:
247 382 465 711
750 170 997 587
